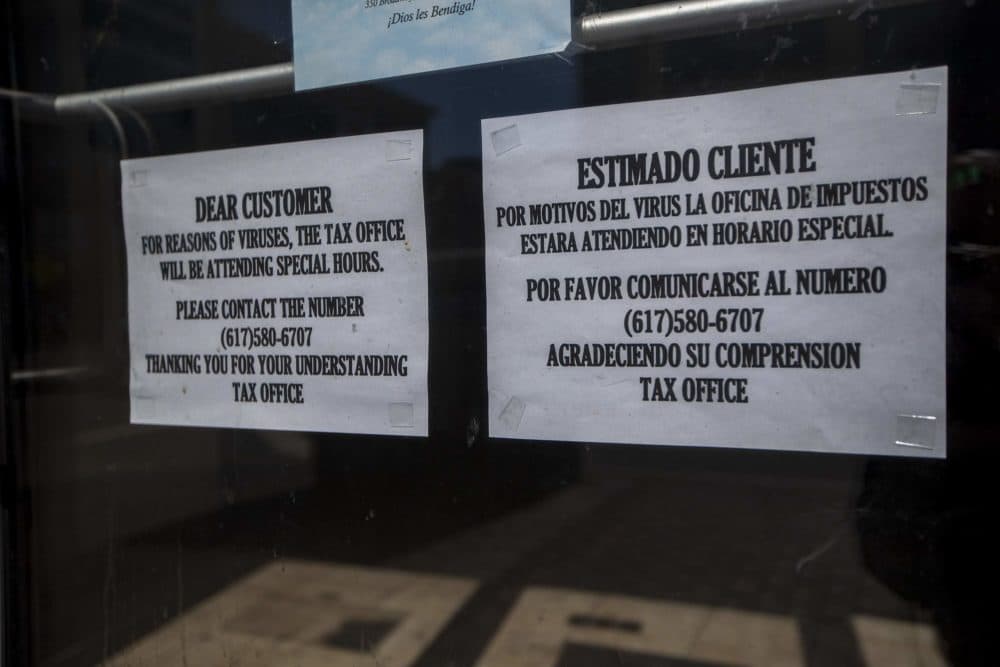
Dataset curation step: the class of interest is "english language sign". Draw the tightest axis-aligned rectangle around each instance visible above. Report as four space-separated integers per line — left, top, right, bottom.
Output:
122 132 430 435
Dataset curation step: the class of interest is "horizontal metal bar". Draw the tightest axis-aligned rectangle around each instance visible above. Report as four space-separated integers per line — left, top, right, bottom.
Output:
9 366 90 382
53 63 294 116
575 0 924 47
8 0 930 118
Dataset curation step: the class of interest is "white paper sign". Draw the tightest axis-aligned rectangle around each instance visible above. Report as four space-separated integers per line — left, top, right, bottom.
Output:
483 68 947 458
292 0 571 90
122 131 429 436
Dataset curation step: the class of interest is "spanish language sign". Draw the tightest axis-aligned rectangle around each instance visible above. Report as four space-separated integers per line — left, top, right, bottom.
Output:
292 0 571 90
483 68 947 457
122 131 429 436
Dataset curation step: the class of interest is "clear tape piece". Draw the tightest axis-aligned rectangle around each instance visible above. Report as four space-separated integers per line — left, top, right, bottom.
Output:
388 402 415 428
130 170 148 187
133 397 155 420
498 396 526 432
896 84 940 116
491 124 522 157
895 414 937 450
385 139 413 162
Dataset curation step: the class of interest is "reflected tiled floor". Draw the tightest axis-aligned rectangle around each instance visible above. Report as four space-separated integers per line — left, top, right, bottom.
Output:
106 561 476 666
851 616 949 667
102 470 953 667
476 588 804 667
107 558 948 667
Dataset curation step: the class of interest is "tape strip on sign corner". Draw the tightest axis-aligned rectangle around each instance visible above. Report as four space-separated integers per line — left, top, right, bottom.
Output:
895 415 937 450
389 402 415 428
896 83 941 116
498 396 526 432
491 125 522 157
132 396 156 421
386 139 413 162
129 169 148 188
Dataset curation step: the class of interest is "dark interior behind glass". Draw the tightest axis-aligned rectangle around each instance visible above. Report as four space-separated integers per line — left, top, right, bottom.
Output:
1 1 998 665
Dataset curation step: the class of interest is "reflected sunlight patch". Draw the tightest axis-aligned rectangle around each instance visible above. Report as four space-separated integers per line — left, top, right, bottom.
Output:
476 587 805 667
106 560 476 667
852 615 948 667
